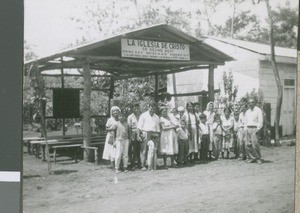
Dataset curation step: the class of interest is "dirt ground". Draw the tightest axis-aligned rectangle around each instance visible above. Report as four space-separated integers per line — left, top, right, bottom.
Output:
23 141 295 213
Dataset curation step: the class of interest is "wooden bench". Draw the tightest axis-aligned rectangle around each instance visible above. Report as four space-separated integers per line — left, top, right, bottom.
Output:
37 136 105 161
23 137 44 155
81 141 106 165
81 146 99 165
52 144 83 163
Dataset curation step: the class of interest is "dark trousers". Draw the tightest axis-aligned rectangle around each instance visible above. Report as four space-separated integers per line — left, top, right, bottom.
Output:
200 135 209 161
178 139 189 164
128 133 141 167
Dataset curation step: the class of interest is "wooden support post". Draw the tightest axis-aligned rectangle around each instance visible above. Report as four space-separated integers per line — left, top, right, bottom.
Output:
61 57 66 136
208 65 215 102
54 148 57 164
42 145 46 161
75 147 78 163
154 74 159 103
94 149 98 165
108 76 114 115
82 63 92 162
172 73 178 106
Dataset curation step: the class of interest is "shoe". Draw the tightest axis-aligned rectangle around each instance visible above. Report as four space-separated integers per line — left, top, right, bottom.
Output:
245 159 256 163
124 169 128 173
115 169 120 173
257 160 262 165
141 167 147 171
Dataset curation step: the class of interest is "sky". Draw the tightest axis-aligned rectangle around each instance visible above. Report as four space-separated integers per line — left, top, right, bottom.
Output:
24 0 298 58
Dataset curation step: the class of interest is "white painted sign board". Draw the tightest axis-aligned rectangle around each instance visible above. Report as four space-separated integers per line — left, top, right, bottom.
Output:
121 39 190 61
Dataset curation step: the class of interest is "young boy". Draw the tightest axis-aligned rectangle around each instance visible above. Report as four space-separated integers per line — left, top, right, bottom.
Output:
176 120 189 166
114 112 131 173
199 114 209 162
212 114 223 159
146 134 158 171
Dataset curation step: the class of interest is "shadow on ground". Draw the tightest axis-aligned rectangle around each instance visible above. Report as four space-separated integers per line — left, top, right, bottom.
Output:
52 170 78 175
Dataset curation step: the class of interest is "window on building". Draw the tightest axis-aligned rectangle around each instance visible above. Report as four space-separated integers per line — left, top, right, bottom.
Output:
284 79 295 87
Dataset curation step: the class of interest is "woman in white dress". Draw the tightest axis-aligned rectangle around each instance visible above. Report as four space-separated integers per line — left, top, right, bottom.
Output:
159 107 179 169
102 106 120 169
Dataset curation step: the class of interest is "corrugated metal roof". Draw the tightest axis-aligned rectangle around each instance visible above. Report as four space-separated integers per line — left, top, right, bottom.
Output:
204 37 297 58
24 24 233 78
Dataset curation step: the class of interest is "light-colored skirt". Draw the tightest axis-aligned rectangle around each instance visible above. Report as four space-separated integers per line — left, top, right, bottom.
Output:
160 129 178 155
102 132 116 161
188 125 198 154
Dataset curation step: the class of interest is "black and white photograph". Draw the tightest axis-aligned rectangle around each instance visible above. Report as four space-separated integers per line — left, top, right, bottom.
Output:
23 0 298 212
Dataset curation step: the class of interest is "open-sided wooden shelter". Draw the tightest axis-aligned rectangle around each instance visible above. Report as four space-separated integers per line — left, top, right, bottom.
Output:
24 23 233 162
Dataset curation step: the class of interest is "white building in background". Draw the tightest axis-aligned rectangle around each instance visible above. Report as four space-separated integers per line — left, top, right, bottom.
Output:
168 37 297 136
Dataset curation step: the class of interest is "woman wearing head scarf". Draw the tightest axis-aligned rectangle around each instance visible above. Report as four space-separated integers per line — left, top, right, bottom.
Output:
181 102 199 162
102 106 120 169
203 102 215 159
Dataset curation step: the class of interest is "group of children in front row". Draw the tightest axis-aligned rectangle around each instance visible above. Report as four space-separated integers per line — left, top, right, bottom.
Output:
102 101 248 173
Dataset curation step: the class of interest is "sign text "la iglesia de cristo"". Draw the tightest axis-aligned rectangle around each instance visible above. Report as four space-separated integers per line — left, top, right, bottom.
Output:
121 39 190 61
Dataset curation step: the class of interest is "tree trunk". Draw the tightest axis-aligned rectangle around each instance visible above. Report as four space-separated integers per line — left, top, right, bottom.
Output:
208 65 215 102
230 0 236 38
82 63 93 161
40 98 52 173
265 0 283 146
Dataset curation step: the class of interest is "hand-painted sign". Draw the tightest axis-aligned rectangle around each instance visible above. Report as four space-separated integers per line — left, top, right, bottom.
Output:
121 39 190 60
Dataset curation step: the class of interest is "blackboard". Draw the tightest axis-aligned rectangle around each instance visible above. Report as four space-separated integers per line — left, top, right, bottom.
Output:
53 88 80 118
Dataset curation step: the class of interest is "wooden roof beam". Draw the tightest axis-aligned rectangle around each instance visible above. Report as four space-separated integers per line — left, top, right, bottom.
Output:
66 54 224 66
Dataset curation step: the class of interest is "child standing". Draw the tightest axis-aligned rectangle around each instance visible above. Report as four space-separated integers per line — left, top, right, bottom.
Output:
114 112 131 173
212 114 223 159
199 114 209 162
221 107 234 159
176 120 189 166
146 134 158 171
102 106 120 169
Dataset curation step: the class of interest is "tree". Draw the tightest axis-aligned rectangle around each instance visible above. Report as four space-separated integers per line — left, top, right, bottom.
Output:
214 10 262 39
250 0 282 145
23 41 39 129
215 2 298 48
264 0 282 145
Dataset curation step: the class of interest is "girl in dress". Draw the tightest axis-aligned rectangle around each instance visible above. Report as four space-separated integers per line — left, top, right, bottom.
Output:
181 102 199 162
203 102 215 159
102 106 120 169
221 107 234 159
159 107 179 169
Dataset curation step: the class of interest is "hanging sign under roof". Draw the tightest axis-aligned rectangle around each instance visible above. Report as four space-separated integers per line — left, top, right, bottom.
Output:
121 39 190 61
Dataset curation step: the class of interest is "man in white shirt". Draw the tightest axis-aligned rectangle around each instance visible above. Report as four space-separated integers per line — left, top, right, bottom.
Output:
137 103 160 170
127 103 141 169
244 99 263 164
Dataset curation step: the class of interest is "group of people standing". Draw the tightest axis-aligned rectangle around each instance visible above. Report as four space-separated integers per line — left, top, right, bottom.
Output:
102 98 263 173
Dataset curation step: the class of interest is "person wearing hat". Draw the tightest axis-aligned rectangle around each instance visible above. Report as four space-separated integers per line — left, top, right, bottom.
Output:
137 102 160 171
177 106 185 117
